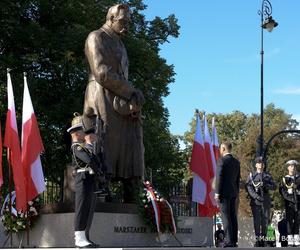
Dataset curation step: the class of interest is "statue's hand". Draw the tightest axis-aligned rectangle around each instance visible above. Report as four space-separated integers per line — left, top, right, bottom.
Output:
131 89 145 106
112 89 144 116
129 103 141 113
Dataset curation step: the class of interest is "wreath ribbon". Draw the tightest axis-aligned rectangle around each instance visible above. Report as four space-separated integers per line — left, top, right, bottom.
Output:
165 200 176 234
1 191 18 217
144 181 176 234
145 183 161 233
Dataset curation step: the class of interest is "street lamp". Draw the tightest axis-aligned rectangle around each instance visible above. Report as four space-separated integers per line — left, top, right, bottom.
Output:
257 0 278 157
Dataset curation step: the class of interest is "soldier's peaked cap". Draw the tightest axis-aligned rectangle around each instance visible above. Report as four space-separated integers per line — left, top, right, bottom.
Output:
255 156 263 164
286 160 299 166
67 112 83 133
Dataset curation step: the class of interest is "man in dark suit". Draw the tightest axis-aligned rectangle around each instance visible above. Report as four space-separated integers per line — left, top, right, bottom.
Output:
215 141 240 247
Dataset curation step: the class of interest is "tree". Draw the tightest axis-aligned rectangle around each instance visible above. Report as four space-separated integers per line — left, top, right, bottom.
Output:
0 0 185 197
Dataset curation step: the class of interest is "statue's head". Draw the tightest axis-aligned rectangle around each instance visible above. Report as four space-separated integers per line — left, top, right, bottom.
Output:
106 4 130 35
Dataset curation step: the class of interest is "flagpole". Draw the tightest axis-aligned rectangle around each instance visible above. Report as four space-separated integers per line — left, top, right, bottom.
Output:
7 149 13 247
213 215 217 247
23 72 30 247
7 68 13 247
194 109 199 217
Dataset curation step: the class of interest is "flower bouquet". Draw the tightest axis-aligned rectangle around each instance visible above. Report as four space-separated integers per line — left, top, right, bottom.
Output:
1 191 40 233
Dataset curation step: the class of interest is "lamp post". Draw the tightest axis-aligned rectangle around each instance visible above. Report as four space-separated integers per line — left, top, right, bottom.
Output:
257 0 278 157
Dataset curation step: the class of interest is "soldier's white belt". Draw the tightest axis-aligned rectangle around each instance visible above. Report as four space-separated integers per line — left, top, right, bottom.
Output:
77 167 94 174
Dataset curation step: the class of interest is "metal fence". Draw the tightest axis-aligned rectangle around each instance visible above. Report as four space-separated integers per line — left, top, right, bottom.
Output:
41 177 63 205
168 181 197 216
41 177 197 217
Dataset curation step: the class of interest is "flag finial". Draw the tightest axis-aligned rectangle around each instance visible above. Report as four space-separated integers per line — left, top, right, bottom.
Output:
195 109 199 115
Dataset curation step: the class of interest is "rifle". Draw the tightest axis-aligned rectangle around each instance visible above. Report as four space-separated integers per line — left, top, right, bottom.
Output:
293 178 298 212
93 116 107 175
82 108 106 175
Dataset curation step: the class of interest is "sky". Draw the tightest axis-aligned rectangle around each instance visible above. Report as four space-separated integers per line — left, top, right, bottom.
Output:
143 0 300 136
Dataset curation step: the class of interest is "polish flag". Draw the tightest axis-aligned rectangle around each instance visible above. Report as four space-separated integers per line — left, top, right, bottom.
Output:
203 114 216 180
189 113 211 216
212 117 220 162
203 114 219 215
4 72 27 211
21 74 45 202
0 122 3 188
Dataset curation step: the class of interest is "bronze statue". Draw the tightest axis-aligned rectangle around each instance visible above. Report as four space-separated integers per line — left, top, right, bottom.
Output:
83 4 145 202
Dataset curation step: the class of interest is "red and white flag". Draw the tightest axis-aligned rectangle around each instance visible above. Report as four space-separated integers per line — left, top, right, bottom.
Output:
203 114 219 215
4 72 27 211
0 121 3 188
189 113 212 216
22 74 45 202
212 117 220 162
203 114 216 180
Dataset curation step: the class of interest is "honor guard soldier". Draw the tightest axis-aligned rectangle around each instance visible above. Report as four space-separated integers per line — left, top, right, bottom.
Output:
68 113 99 248
246 156 276 247
279 159 300 246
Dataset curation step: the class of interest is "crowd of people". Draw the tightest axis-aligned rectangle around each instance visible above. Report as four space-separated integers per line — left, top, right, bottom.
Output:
215 141 300 248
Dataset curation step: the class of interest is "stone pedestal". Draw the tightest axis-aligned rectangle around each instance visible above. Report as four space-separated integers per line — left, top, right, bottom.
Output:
2 211 213 248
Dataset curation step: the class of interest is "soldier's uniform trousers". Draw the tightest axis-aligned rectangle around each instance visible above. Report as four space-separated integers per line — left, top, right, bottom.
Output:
251 201 271 239
286 205 300 235
74 171 96 235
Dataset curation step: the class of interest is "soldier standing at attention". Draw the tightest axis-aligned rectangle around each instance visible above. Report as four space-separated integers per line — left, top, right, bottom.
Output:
246 156 276 247
68 113 99 248
279 160 300 247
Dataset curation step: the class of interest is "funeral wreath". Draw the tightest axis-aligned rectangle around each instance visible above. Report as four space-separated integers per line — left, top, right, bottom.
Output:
138 181 177 235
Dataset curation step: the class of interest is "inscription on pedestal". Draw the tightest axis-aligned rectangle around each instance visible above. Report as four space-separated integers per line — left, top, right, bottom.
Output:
114 226 147 233
113 226 193 234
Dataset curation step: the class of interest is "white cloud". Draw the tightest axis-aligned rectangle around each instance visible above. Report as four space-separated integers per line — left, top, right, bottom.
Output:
274 87 300 95
265 48 280 58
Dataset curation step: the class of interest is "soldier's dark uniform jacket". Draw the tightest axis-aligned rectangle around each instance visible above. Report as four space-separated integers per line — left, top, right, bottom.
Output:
71 142 106 176
246 171 276 206
280 175 300 211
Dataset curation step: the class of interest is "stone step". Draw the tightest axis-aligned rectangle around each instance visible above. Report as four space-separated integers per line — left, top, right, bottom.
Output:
125 248 293 250
0 248 295 250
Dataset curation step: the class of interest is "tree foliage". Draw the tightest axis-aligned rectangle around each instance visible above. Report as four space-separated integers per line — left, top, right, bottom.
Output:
183 104 300 215
0 0 185 194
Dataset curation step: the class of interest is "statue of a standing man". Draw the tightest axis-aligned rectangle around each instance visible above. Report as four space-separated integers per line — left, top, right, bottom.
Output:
83 4 145 203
